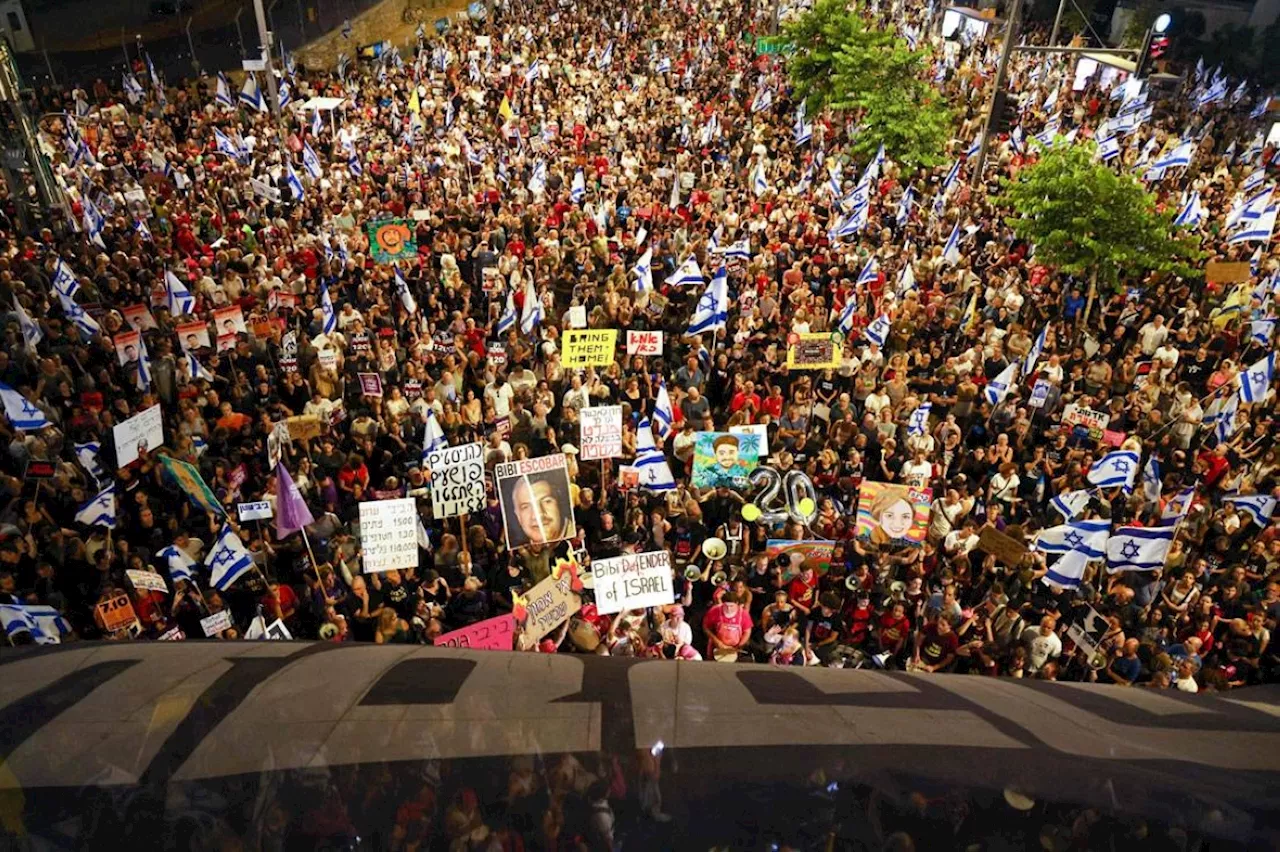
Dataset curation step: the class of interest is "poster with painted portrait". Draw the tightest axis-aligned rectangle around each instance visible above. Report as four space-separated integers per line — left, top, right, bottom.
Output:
855 482 932 548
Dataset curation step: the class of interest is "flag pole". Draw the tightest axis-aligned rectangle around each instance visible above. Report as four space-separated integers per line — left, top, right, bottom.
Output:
459 514 469 555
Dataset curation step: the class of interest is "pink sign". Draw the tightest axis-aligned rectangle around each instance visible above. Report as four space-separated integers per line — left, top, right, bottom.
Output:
433 613 516 651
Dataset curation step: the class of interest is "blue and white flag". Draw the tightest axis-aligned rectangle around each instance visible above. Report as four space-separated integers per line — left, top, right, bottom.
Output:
1173 190 1205 228
239 73 265 112
720 238 752 261
896 185 914 225
1106 525 1174 573
75 441 104 482
215 72 235 108
687 265 728 336
751 87 774 114
794 111 812 146
496 289 517 335
393 266 417 314
213 127 240 158
1242 169 1267 194
942 222 961 265
186 350 214 382
320 283 337 334
1097 135 1121 162
134 218 153 241
598 40 614 69
1227 186 1273 230
524 58 543 84
632 247 653 294
1035 519 1110 589
570 168 585 204
122 73 146 104
653 382 675 441
752 161 769 197
907 402 931 437
1223 493 1277 527
964 133 981 159
1051 488 1092 521
837 297 858 336
1087 450 1141 490
82 197 105 248
285 163 305 202
59 292 99 340
656 56 672 74
1239 352 1274 403
136 337 152 393
312 106 324 138
520 277 543 334
206 524 256 591
347 149 363 177
1215 393 1240 443
0 382 49 431
0 604 70 644
1158 486 1195 527
1155 139 1195 171
1024 324 1048 377
634 417 676 491
527 160 547 195
1142 455 1161 506
51 258 79 300
1230 204 1277 245
897 262 916 295
984 361 1019 406
165 270 195 316
1250 318 1276 346
864 313 891 347
75 484 117 529
277 77 293 110
14 300 41 350
302 142 323 180
421 409 447 462
666 257 704 287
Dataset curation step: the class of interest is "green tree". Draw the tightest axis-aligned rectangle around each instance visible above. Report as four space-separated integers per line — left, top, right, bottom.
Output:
999 141 1202 295
784 0 953 167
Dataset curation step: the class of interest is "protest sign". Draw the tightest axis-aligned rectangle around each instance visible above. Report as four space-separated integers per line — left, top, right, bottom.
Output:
425 442 486 518
729 423 770 459
201 610 233 637
1205 261 1251 283
562 329 618 367
486 342 507 368
1029 379 1051 409
285 414 324 440
1062 404 1110 442
96 594 138 633
157 627 184 641
112 329 142 367
237 501 274 522
1065 603 1111 667
212 306 247 337
24 460 55 479
178 321 211 352
513 559 584 642
766 540 836 575
579 405 623 460
358 498 421 572
855 482 932 548
357 373 384 397
126 570 169 593
114 404 164 469
785 332 843 370
121 303 158 331
495 454 577 549
626 329 664 356
568 304 588 328
434 613 517 650
691 431 761 489
591 551 675 615
159 455 226 516
977 525 1029 566
618 466 639 489
367 218 416 264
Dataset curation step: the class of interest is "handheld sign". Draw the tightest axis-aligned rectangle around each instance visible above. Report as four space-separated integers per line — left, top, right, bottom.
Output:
238 501 274 522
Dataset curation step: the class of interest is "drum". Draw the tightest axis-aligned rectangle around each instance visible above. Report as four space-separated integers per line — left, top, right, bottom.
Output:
568 618 601 652
713 646 740 663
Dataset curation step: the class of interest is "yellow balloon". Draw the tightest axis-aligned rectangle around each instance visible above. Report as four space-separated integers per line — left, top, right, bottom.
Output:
798 497 816 516
742 504 762 522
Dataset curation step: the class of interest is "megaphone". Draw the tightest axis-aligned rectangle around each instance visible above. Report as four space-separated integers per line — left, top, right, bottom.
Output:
710 570 728 587
684 565 703 581
702 536 727 561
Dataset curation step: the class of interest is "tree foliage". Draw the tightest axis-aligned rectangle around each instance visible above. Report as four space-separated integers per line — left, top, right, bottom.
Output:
999 142 1203 289
783 0 953 167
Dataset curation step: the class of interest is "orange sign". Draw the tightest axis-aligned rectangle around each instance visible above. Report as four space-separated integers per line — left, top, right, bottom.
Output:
96 594 138 633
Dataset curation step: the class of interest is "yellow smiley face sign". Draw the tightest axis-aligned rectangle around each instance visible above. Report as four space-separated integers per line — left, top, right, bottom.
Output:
366 218 416 264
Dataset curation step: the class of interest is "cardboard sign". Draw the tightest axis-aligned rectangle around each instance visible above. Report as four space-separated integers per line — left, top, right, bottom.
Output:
121 303 158 332
212 305 247 337
691 431 761 489
238 501 274 522
200 609 234 637
515 560 583 642
357 372 384 397
358 498 421 572
1062 404 1110 442
434 613 516 650
562 329 618 367
626 329 664 356
785 333 844 370
113 404 164 469
126 569 169 593
1206 261 1252 283
424 442 486 518
157 627 185 641
286 415 324 440
977 525 1029 566
766 540 836 575
646 291 668 317
96 594 138 633
579 405 623 460
568 304 588 328
855 482 933 548
591 551 675 615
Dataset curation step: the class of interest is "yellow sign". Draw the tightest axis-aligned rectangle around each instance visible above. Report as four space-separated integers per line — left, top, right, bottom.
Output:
785 333 843 370
562 329 619 367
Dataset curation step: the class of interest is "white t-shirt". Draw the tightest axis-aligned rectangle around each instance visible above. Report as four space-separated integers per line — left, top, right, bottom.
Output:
901 460 933 488
1020 626 1062 671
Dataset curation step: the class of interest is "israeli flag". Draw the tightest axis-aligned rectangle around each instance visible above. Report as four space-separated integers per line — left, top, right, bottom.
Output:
827 163 843 198
1239 352 1274 403
1157 486 1195 526
14 300 41 350
720 238 752 261
75 441 104 482
1154 139 1195 171
165 270 195 316
524 59 543 84
864 313 891 347
520 277 543 334
1051 488 1092 521
134 218 153 241
528 160 547 195
136 338 152 393
285 163 304 202
1243 169 1267 194
0 382 49 431
347 149 363 177
0 604 70 644
1035 519 1110 589
213 127 240 158
1197 77 1228 108
941 158 961 193
497 289 517 335
1215 393 1240 443
897 262 916 295
1230 205 1277 245
75 483 117 529
837 297 858 336
907 402 931 437
392 266 417 315
1223 493 1277 527
856 257 879 287
984 361 1019 406
1097 135 1122 162
1106 525 1174 574
942 222 961 265
1024 324 1047 377
211 71 234 108
1226 185 1272 230
570 168 585 204
830 208 865 240
751 87 774 114
82 197 105 248
122 73 146 104
186 351 214 382
632 248 653 294
277 77 292 110
239 73 264 112
656 56 672 74
896 185 914 225
1042 87 1058 112
320 284 337 334
965 133 982 159
206 524 255 591
634 417 675 491
794 112 812 146
666 257 704 287
687 265 728 335
302 142 323 180
421 409 447 463
1010 125 1024 152
598 40 614 69
653 382 675 441
1173 191 1204 228
1087 450 1141 490
1142 455 1161 506
1251 95 1273 119
1250 319 1276 346
752 161 769 197
59 293 100 340
311 106 324 139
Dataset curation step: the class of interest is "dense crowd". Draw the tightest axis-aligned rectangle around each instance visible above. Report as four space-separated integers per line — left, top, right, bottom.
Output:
0 0 1275 705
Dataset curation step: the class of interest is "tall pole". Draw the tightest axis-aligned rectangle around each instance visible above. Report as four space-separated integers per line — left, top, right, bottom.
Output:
970 0 1024 188
186 17 199 73
1049 0 1066 46
253 0 282 124
234 7 246 59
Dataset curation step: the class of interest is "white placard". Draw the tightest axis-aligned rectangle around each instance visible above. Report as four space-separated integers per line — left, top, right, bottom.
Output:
242 58 267 71
425 442 485 518
200 609 233 637
358 498 421 572
126 569 168 593
113 404 165 469
250 177 281 203
591 551 675 615
568 304 587 328
626 329 664 356
579 405 623 461
730 423 770 459
238 501 274 521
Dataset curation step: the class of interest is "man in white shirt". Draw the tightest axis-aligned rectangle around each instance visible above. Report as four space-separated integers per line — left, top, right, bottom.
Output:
1138 315 1168 356
900 449 933 488
1020 617 1063 673
943 521 980 558
486 377 514 418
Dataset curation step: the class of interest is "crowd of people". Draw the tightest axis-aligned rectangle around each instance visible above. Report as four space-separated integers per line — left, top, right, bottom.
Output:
0 0 1275 705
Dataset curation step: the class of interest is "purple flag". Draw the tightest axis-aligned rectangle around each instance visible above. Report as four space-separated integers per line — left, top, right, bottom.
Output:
275 462 314 538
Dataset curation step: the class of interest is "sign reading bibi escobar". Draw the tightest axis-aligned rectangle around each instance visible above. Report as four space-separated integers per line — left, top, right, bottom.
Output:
495 454 577 549
358 498 420 572
591 551 675 615
425 442 485 518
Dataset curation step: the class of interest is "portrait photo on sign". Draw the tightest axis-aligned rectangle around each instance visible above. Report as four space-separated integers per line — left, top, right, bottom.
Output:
691 430 761 489
113 330 143 367
213 305 248 338
495 455 577 550
177 321 212 352
855 481 932 548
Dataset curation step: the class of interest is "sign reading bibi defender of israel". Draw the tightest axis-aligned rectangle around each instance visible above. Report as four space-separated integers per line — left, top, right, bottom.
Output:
591 551 675 615
425 442 485 518
358 498 420 572
495 454 577 549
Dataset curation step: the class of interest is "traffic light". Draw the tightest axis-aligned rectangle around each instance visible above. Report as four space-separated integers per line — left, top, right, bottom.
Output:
992 91 1019 134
